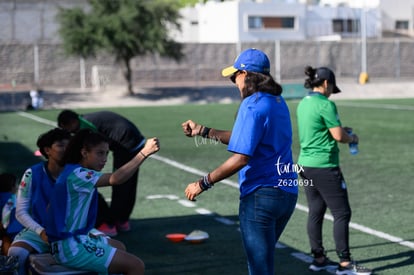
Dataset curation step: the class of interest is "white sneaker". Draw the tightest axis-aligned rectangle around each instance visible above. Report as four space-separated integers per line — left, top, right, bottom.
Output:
336 261 372 275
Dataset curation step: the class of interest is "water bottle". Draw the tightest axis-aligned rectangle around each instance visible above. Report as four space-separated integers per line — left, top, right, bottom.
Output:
346 129 359 155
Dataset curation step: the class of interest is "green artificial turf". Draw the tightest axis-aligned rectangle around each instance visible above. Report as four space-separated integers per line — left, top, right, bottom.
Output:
0 97 413 274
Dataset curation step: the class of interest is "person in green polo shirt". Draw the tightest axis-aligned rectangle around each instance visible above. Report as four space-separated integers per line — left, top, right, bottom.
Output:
296 66 371 275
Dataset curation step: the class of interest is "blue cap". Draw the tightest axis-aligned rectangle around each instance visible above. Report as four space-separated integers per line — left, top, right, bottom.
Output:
222 48 271 77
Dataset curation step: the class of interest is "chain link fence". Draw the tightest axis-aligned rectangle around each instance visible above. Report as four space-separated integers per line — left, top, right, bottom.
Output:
0 40 413 92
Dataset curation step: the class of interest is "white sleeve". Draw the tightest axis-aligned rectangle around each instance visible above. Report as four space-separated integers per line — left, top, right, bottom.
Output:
16 168 44 235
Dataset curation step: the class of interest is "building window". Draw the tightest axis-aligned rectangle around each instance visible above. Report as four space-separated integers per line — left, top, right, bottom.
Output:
332 19 360 33
395 20 408 30
248 16 295 30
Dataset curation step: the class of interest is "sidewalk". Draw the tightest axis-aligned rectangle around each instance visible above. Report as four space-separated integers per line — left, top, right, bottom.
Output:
334 78 414 100
50 79 414 109
1 78 413 111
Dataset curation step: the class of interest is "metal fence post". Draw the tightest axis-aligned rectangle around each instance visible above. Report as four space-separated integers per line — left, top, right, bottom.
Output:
80 58 86 89
274 40 281 83
34 44 39 85
394 39 400 78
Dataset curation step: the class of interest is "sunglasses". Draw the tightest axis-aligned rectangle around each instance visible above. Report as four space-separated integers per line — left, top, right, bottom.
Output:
230 70 241 83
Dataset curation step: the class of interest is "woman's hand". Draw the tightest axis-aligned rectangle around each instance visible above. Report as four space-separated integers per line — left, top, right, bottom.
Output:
185 181 204 201
182 120 202 137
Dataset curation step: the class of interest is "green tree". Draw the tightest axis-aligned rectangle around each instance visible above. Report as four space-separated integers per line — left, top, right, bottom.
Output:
178 0 226 6
58 0 183 95
178 0 205 6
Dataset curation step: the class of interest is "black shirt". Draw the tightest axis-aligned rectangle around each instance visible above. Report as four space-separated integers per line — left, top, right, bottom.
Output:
82 111 145 152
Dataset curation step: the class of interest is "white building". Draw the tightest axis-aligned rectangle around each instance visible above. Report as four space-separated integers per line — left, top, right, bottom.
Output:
173 0 381 43
380 0 414 36
316 0 379 8
315 0 414 36
0 0 412 44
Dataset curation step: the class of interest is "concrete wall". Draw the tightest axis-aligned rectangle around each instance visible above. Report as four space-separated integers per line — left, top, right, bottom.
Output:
0 0 87 43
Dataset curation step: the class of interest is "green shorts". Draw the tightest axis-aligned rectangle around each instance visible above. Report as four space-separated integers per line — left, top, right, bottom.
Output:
12 228 50 253
50 231 116 275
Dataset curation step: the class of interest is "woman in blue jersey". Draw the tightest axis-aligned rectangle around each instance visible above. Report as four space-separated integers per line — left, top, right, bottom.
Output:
182 48 298 275
8 128 71 275
45 129 159 275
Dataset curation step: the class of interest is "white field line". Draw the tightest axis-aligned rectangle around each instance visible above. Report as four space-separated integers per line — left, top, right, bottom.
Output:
17 111 57 127
153 154 414 250
18 111 414 250
150 154 239 188
299 202 414 249
336 102 414 111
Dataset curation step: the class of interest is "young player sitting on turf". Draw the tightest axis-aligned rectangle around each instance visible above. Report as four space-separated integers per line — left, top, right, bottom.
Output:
7 128 71 275
45 129 159 275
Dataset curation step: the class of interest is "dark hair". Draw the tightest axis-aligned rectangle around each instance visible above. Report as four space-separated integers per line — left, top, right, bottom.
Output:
36 128 72 159
242 71 282 99
63 129 108 165
57 109 79 128
0 173 17 192
304 66 325 89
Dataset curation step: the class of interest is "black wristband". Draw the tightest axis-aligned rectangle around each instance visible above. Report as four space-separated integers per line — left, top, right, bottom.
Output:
201 127 211 138
198 174 213 191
